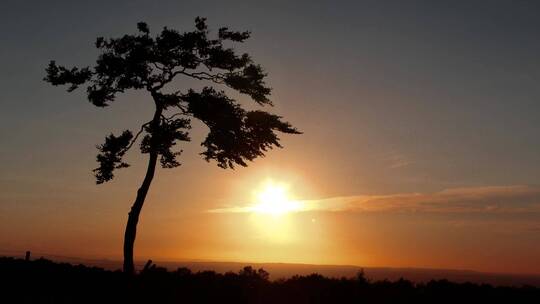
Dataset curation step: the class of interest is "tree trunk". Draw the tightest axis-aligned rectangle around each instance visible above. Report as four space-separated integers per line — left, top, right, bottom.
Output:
123 104 162 274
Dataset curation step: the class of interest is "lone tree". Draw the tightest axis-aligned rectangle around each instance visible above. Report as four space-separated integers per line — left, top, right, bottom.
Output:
44 18 300 274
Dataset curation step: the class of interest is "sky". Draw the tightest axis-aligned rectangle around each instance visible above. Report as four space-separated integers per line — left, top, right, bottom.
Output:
1 0 540 274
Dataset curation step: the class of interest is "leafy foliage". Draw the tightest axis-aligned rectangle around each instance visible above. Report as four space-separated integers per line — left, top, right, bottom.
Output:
94 131 133 184
44 17 300 183
181 87 298 168
140 117 191 168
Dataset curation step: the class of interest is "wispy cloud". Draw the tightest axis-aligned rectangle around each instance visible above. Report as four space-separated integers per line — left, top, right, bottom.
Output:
386 152 412 169
209 185 540 214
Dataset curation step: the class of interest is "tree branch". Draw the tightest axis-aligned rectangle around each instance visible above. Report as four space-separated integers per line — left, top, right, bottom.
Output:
178 70 225 83
123 121 151 152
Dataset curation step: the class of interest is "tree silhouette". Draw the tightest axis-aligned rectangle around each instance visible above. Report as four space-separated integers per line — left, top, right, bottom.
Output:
44 17 300 274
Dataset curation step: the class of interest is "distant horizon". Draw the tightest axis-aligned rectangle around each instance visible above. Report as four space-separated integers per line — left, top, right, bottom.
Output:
4 254 540 290
3 250 540 277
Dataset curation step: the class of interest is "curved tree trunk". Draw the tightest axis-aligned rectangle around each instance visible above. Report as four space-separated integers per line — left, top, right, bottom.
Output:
123 104 162 274
122 151 158 274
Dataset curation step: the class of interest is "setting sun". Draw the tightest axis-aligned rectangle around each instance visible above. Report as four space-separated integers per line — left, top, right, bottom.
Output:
250 181 301 215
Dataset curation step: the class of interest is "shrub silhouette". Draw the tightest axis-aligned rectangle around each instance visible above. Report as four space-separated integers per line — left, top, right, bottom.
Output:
2 257 539 304
44 17 300 274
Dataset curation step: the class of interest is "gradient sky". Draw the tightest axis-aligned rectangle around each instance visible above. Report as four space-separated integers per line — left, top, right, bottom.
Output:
1 0 540 274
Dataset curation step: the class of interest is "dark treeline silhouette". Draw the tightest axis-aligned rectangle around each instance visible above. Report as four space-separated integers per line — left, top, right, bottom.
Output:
1 257 539 303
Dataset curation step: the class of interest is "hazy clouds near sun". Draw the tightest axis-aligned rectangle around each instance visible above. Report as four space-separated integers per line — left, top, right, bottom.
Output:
211 185 540 214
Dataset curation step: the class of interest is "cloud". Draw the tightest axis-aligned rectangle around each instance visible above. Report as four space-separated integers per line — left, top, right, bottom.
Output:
210 185 540 214
385 152 412 169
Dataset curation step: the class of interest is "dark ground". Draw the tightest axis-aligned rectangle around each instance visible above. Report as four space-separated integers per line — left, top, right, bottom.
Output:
1 257 539 303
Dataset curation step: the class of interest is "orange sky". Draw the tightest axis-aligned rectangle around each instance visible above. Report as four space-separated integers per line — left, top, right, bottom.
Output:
2 160 539 274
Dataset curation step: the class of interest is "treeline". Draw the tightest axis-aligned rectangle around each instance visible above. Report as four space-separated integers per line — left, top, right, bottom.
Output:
1 257 538 303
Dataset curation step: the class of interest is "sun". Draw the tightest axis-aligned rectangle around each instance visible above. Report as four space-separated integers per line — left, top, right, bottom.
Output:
244 180 304 243
251 181 301 215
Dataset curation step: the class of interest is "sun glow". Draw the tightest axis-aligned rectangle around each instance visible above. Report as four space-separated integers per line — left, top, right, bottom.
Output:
251 181 301 215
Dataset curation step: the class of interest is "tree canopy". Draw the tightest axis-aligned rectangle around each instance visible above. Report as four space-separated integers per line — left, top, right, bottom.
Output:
45 17 300 184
